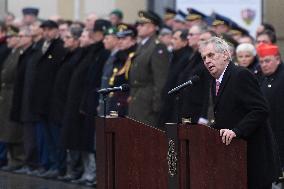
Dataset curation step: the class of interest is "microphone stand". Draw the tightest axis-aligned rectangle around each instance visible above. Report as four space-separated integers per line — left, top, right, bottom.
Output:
102 93 108 128
175 91 182 124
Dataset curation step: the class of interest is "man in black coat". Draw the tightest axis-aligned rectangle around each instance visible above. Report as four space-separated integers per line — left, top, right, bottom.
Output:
177 24 210 125
258 44 284 183
62 20 110 186
31 20 67 175
10 24 44 174
77 20 110 186
42 26 84 178
159 29 193 125
199 37 280 189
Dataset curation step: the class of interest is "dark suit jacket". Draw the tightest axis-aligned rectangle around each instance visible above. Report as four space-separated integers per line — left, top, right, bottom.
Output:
212 62 280 189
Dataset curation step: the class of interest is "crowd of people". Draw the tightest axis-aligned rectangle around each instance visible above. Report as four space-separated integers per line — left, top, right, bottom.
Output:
0 6 283 188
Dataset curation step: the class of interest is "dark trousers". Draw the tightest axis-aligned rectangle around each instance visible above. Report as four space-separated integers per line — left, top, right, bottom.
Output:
0 142 7 165
22 123 38 168
44 122 66 172
36 121 49 170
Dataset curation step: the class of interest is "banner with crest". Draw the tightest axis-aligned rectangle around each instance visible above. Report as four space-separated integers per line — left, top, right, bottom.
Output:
177 0 262 37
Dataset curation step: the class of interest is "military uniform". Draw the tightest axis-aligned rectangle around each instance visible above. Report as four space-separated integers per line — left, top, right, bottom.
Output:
128 11 170 127
129 37 169 126
104 23 137 116
107 44 137 116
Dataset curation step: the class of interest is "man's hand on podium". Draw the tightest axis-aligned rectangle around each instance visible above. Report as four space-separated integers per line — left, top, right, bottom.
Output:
220 129 236 145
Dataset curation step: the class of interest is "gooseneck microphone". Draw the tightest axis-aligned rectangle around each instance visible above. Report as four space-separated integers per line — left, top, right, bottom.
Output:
168 75 200 95
98 84 130 94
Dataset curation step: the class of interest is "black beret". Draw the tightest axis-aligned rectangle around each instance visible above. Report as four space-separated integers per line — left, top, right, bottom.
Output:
93 19 111 32
40 20 59 29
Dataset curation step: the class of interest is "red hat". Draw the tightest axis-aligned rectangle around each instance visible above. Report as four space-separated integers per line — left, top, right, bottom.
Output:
256 43 279 58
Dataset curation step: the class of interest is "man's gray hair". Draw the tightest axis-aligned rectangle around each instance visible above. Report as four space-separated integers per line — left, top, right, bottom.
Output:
200 36 232 61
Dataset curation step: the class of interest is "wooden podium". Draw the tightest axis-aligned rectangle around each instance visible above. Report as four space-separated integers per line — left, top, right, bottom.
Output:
167 123 247 189
96 117 168 189
96 117 247 189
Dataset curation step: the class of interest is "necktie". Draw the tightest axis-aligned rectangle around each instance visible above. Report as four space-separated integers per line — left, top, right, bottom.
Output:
216 80 220 96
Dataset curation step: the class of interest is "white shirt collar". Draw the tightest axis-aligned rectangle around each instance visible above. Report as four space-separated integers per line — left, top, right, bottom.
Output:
216 63 229 84
141 37 150 45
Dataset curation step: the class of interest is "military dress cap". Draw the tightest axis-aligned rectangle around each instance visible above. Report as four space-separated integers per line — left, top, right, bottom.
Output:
40 20 58 29
137 10 162 27
6 26 19 37
116 23 137 38
174 10 187 22
164 7 176 20
256 43 279 58
221 33 239 49
211 12 232 26
186 8 206 21
22 7 39 16
110 9 124 19
159 25 172 35
105 26 118 36
229 21 249 36
93 19 111 32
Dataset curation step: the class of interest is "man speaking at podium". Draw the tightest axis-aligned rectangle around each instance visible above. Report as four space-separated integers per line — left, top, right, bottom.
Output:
199 37 280 189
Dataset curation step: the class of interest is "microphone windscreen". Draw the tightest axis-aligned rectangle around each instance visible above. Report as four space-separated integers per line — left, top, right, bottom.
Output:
191 75 200 83
121 84 130 91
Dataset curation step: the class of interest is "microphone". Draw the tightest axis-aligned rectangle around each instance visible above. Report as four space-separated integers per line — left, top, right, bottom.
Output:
98 84 130 94
168 75 200 95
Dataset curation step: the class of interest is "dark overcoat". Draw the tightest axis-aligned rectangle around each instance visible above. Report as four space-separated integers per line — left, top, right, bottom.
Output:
62 42 109 151
212 62 280 189
261 63 284 168
10 40 44 123
49 48 83 124
31 38 67 119
176 51 210 123
159 46 193 124
0 48 22 143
